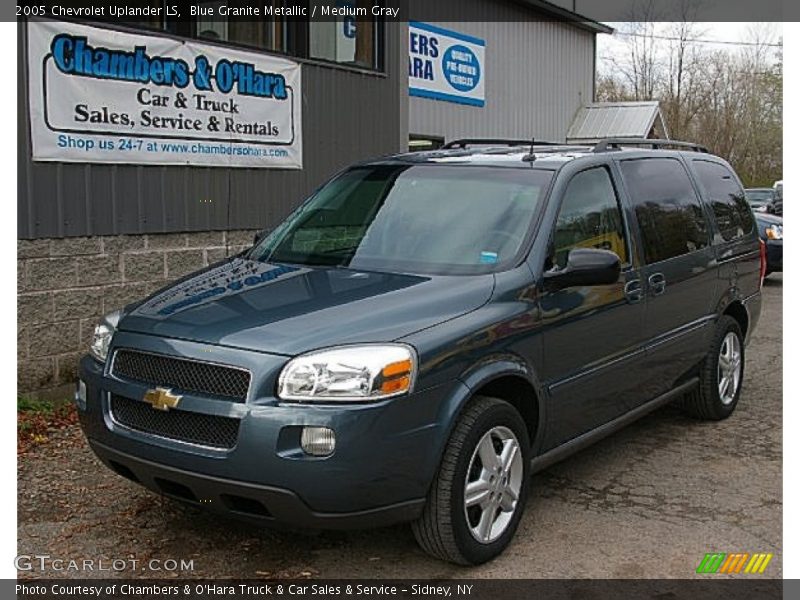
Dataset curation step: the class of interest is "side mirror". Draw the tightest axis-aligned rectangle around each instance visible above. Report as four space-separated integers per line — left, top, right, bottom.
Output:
544 248 621 289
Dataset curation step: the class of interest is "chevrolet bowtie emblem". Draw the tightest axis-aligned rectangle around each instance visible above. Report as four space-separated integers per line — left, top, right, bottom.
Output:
143 387 182 411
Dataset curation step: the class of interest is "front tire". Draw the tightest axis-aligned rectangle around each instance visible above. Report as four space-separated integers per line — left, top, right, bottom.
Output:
683 315 745 420
412 396 530 565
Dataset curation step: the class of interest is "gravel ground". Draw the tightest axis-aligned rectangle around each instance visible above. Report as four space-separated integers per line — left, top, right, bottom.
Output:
17 275 782 579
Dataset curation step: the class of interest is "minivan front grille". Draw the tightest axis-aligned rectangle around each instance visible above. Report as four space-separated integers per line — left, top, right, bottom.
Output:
110 394 240 449
112 349 251 401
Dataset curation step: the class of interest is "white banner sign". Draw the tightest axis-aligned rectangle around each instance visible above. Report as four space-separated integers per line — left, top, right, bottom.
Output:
27 21 302 168
409 22 485 107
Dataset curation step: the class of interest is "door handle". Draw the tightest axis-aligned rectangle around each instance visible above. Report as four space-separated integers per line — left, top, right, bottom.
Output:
624 279 643 303
648 273 667 296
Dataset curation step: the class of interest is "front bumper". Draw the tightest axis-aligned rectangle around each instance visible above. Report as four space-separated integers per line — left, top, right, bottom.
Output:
77 334 461 529
87 440 424 528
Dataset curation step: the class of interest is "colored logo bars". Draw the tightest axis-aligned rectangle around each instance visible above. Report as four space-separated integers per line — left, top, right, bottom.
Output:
696 552 774 574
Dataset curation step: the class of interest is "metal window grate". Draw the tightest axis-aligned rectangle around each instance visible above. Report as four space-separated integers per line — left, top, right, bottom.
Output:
110 394 240 449
112 349 251 401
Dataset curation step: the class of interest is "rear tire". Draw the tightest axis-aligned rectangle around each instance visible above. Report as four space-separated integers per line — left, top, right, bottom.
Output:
412 396 530 565
682 316 745 420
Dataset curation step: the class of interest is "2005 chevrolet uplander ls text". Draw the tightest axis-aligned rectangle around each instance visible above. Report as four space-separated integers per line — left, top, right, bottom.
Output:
77 138 764 565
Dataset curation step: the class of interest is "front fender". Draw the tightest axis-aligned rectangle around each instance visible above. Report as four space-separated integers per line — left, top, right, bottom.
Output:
426 354 548 463
459 352 538 390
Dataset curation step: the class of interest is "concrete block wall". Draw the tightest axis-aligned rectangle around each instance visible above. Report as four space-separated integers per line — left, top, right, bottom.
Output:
17 230 259 398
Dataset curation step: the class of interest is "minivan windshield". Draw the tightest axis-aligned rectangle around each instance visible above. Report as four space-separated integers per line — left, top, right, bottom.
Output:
248 165 552 275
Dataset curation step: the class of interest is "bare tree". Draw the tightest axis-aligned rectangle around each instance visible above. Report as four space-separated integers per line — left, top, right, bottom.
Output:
596 19 783 187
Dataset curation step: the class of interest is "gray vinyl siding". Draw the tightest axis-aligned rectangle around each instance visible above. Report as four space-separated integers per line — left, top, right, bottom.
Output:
18 21 407 240
409 10 596 143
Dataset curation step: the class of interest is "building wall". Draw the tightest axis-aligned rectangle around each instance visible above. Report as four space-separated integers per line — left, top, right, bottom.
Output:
17 20 408 240
17 230 259 397
17 20 408 396
409 1 596 142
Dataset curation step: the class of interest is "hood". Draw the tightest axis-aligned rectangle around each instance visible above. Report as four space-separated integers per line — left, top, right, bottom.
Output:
119 258 494 355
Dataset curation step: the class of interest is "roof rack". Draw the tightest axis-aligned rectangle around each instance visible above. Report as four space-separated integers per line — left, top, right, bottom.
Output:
442 138 561 149
526 145 593 154
593 138 709 153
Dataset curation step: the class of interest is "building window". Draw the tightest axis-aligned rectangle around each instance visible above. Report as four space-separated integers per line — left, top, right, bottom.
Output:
193 1 285 52
93 1 383 71
117 0 166 31
308 1 381 69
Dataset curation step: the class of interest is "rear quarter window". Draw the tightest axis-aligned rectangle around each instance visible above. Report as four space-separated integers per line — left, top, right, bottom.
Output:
692 160 755 242
619 157 710 264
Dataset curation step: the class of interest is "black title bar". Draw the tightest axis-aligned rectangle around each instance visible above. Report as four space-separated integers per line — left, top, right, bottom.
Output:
8 0 795 23
10 578 786 600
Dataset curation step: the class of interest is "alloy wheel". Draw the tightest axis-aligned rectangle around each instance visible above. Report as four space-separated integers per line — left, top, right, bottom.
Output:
718 331 742 405
463 426 524 544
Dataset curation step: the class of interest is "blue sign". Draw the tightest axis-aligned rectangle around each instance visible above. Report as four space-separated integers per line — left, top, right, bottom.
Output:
408 22 485 107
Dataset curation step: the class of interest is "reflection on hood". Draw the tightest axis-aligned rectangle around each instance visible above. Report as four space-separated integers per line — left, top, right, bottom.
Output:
137 260 305 318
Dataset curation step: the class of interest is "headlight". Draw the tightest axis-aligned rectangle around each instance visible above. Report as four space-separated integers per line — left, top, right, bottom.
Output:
278 345 417 402
90 310 121 363
766 224 783 240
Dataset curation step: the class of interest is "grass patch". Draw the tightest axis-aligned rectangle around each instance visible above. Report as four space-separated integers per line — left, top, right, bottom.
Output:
18 395 72 415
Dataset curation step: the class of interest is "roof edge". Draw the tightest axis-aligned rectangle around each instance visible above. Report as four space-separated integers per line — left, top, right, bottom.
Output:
513 0 614 34
584 101 661 108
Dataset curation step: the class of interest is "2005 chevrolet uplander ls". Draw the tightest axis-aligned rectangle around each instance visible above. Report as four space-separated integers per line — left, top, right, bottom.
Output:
77 138 764 565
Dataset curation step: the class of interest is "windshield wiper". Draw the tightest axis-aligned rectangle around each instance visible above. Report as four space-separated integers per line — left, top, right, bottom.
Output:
318 245 361 255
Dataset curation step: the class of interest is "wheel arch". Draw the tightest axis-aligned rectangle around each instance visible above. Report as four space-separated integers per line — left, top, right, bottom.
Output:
722 300 749 339
714 282 752 339
443 354 546 454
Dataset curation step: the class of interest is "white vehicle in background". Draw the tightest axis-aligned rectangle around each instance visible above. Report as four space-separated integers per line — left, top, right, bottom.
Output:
773 180 783 216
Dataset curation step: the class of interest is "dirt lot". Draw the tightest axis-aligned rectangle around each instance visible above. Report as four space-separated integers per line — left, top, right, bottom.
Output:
17 275 782 579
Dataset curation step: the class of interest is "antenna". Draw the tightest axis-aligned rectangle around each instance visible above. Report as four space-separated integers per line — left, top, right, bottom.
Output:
522 136 537 162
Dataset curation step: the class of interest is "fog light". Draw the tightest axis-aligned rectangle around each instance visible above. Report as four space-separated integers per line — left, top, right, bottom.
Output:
300 427 336 456
74 379 87 411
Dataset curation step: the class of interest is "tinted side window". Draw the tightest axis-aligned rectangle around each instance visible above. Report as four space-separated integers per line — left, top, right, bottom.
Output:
692 160 755 241
620 158 709 264
552 167 628 269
